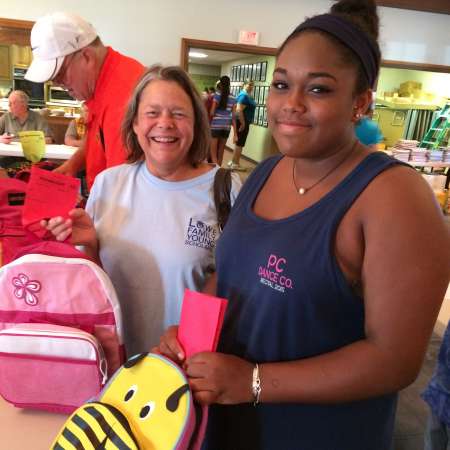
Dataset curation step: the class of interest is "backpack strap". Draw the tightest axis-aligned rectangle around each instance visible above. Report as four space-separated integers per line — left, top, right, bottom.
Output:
213 168 232 232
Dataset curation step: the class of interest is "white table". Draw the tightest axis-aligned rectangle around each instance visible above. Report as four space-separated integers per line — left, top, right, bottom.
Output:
407 161 450 169
0 142 77 160
0 396 68 450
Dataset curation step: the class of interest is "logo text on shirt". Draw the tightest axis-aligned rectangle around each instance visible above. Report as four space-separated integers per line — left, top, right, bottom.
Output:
185 218 217 250
258 253 294 293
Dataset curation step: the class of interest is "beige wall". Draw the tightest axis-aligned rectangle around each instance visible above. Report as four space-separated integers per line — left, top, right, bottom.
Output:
3 1 450 68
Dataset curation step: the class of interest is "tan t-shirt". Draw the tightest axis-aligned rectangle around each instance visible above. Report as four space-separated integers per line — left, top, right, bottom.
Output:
0 110 53 139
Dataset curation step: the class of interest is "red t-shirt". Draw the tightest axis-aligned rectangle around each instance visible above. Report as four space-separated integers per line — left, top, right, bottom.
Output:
85 47 144 188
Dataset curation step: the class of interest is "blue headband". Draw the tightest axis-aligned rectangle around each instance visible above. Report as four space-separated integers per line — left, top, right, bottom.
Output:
293 14 380 88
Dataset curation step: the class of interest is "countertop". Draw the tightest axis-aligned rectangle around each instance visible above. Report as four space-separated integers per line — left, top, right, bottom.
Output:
0 396 68 450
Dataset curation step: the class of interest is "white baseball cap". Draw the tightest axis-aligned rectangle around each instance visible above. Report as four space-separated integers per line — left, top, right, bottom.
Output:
25 12 97 83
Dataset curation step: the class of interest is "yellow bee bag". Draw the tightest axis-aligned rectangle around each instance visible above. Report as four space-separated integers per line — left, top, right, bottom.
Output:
52 353 206 450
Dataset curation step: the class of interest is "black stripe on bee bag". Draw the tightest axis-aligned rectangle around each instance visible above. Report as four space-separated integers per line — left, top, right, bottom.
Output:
62 427 84 449
72 413 102 448
85 405 137 450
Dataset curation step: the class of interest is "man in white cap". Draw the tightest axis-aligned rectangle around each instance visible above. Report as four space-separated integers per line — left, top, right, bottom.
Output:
26 12 144 188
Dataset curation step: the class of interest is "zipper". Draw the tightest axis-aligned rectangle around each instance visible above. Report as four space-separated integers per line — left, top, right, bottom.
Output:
1 325 108 385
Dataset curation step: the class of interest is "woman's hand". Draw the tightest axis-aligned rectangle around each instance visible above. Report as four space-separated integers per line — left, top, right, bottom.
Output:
152 325 185 365
185 352 254 405
40 208 97 248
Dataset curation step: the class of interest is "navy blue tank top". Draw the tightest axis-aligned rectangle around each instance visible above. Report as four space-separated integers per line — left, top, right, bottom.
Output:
203 152 402 450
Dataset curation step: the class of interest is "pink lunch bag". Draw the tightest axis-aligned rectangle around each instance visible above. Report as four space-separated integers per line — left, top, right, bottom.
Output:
0 241 125 413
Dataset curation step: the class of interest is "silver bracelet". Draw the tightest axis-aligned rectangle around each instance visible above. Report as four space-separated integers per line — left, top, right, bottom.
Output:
252 363 262 406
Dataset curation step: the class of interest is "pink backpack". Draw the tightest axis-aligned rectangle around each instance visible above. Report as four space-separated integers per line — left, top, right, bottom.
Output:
0 178 35 266
0 241 125 413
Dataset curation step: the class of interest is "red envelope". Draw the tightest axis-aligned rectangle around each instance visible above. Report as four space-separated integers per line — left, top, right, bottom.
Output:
22 166 80 239
178 288 228 358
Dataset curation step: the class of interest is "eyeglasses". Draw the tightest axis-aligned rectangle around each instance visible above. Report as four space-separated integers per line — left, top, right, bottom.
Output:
53 50 80 85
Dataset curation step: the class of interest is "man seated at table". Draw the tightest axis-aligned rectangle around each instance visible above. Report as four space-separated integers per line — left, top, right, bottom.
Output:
0 90 53 144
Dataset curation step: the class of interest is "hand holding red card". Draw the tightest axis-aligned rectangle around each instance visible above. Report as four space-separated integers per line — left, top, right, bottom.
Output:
178 288 228 358
22 166 80 239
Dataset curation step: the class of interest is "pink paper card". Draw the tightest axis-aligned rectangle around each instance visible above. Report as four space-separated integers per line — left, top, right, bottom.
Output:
178 288 228 358
22 166 80 239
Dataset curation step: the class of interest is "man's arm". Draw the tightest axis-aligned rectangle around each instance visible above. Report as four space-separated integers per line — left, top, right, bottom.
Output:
53 144 86 175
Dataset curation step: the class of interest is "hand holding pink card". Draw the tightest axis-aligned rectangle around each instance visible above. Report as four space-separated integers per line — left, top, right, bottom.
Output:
178 288 228 358
22 166 80 239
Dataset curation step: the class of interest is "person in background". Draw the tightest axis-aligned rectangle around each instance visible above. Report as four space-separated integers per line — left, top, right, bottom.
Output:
64 103 88 147
0 90 53 144
25 12 144 189
156 1 450 449
422 321 450 450
228 80 256 170
42 65 241 357
203 86 215 116
209 75 237 166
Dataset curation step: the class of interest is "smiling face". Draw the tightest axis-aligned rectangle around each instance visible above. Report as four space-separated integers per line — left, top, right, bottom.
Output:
132 80 195 178
267 32 371 159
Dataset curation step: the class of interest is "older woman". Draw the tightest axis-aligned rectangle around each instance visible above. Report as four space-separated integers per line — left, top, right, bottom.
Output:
42 65 241 356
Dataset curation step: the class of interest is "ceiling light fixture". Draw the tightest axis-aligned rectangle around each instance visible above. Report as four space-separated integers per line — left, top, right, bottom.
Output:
189 51 208 58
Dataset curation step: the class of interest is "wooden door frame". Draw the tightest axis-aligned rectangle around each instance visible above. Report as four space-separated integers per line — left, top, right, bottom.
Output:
180 37 450 75
180 38 277 71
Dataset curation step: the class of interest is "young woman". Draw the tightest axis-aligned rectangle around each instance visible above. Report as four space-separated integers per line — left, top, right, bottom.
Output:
209 75 237 166
42 66 241 357
157 1 450 449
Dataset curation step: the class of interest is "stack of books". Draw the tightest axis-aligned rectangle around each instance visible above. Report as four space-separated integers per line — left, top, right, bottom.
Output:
428 149 444 162
410 148 428 163
442 148 450 163
390 140 420 162
391 148 411 162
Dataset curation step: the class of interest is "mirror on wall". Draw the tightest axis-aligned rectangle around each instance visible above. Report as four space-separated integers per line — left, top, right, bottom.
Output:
181 38 279 164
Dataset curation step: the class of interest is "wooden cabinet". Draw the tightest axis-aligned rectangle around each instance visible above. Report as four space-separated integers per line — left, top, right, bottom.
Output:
10 44 32 68
0 45 11 80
